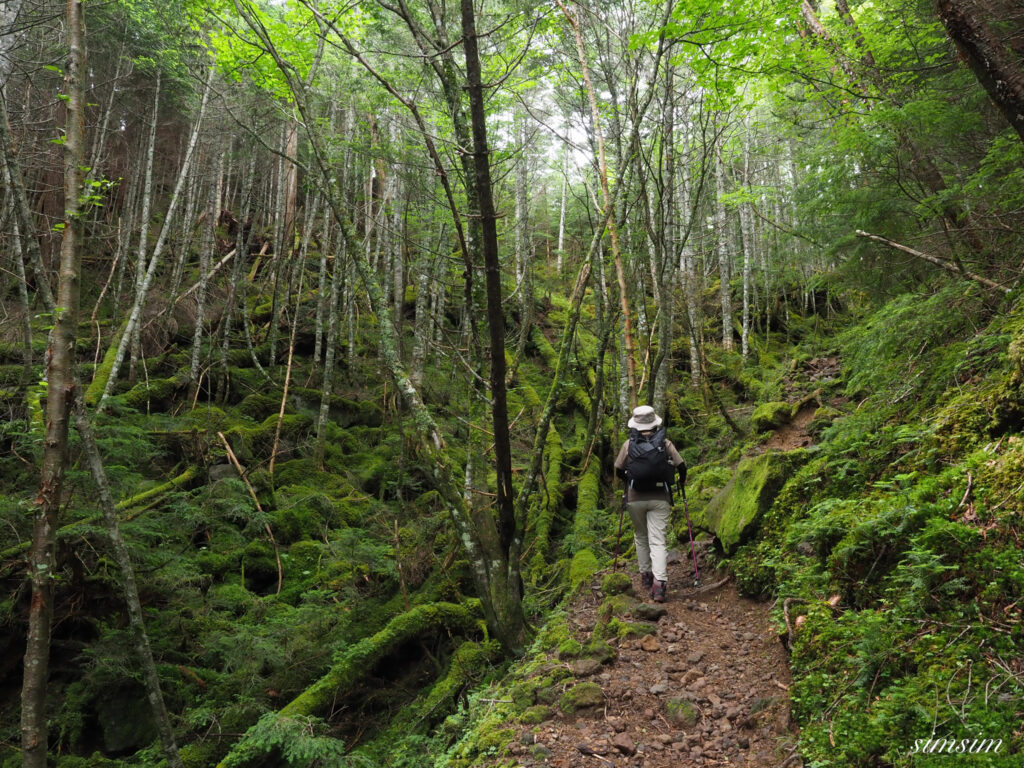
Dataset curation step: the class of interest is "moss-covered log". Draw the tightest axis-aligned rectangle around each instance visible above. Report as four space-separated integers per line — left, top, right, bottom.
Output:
527 426 563 576
216 600 483 768
84 318 129 406
0 465 200 562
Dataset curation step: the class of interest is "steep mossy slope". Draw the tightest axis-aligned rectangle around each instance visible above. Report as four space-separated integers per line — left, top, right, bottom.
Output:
732 283 1024 766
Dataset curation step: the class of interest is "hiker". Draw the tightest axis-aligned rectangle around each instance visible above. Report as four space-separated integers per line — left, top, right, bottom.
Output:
614 405 687 603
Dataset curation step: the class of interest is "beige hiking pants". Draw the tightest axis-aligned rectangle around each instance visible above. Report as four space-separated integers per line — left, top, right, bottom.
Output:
627 498 671 583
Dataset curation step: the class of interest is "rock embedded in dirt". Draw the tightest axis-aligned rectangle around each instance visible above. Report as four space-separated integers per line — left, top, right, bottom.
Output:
559 682 604 716
666 696 700 727
633 603 668 621
570 658 604 677
640 635 661 652
611 733 636 755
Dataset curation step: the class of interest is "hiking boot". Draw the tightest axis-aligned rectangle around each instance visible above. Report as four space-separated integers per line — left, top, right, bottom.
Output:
651 580 667 603
640 571 654 589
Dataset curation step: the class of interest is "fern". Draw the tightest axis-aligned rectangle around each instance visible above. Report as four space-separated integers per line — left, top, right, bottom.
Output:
245 713 371 767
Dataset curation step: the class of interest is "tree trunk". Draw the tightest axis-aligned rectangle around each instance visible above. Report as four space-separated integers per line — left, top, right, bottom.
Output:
189 149 224 397
715 151 734 351
315 221 345 466
557 0 638 407
739 131 754 360
461 0 525 653
22 2 85 764
936 0 1024 144
2 155 35 382
557 145 569 273
129 72 162 383
217 154 258 401
0 83 55 311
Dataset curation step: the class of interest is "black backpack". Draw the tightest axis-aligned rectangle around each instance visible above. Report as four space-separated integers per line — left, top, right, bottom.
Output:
626 427 674 491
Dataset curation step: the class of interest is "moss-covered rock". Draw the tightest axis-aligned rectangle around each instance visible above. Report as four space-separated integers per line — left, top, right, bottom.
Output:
666 696 699 727
751 401 793 432
598 593 639 620
519 705 552 724
608 617 655 640
808 405 841 435
236 392 281 421
121 371 189 411
510 682 536 712
601 572 633 596
559 682 604 715
704 449 810 554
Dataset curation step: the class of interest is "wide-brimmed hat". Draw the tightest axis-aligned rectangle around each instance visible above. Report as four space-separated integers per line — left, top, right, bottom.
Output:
627 405 662 430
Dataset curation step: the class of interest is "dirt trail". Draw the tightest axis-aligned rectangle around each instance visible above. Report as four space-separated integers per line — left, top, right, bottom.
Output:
498 553 797 767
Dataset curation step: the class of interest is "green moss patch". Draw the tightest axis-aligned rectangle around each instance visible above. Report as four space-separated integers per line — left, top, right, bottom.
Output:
558 682 604 715
704 449 809 554
751 401 793 432
601 572 633 595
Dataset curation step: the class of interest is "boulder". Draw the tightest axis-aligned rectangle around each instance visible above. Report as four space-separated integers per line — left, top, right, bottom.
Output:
704 449 808 554
750 401 792 432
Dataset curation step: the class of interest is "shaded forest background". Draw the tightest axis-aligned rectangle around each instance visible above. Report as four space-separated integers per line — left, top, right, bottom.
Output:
1 0 1023 766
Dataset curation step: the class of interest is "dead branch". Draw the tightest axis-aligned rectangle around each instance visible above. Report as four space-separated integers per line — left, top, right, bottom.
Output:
855 230 1010 294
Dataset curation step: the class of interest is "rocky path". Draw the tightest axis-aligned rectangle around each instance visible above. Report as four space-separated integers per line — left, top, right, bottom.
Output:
495 553 798 767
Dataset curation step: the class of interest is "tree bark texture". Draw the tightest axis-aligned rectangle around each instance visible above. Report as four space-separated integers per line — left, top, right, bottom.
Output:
936 0 1024 144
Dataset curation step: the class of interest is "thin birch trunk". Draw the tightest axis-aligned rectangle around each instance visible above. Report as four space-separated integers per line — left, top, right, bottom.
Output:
97 65 213 410
128 72 162 384
0 84 55 310
268 126 288 371
653 64 676 413
218 155 258 403
509 106 534 381
2 156 34 382
71 394 184 768
313 203 330 372
739 131 753 359
557 0 638 407
557 145 568 273
678 157 701 387
409 217 441 388
315 221 344 465
715 150 733 351
169 158 201 299
189 149 224 396
269 251 306 477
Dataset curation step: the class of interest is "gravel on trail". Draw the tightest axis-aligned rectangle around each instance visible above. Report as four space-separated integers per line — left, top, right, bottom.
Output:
490 553 799 768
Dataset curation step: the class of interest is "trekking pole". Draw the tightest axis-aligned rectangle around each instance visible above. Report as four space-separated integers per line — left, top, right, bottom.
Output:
612 487 627 571
681 487 700 585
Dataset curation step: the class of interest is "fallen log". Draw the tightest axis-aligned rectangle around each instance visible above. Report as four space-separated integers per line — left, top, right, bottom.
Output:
216 600 483 768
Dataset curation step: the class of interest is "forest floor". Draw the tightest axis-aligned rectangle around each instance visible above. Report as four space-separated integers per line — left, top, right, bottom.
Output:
493 555 799 768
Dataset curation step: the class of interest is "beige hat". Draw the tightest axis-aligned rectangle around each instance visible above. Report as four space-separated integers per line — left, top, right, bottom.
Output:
627 405 662 430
